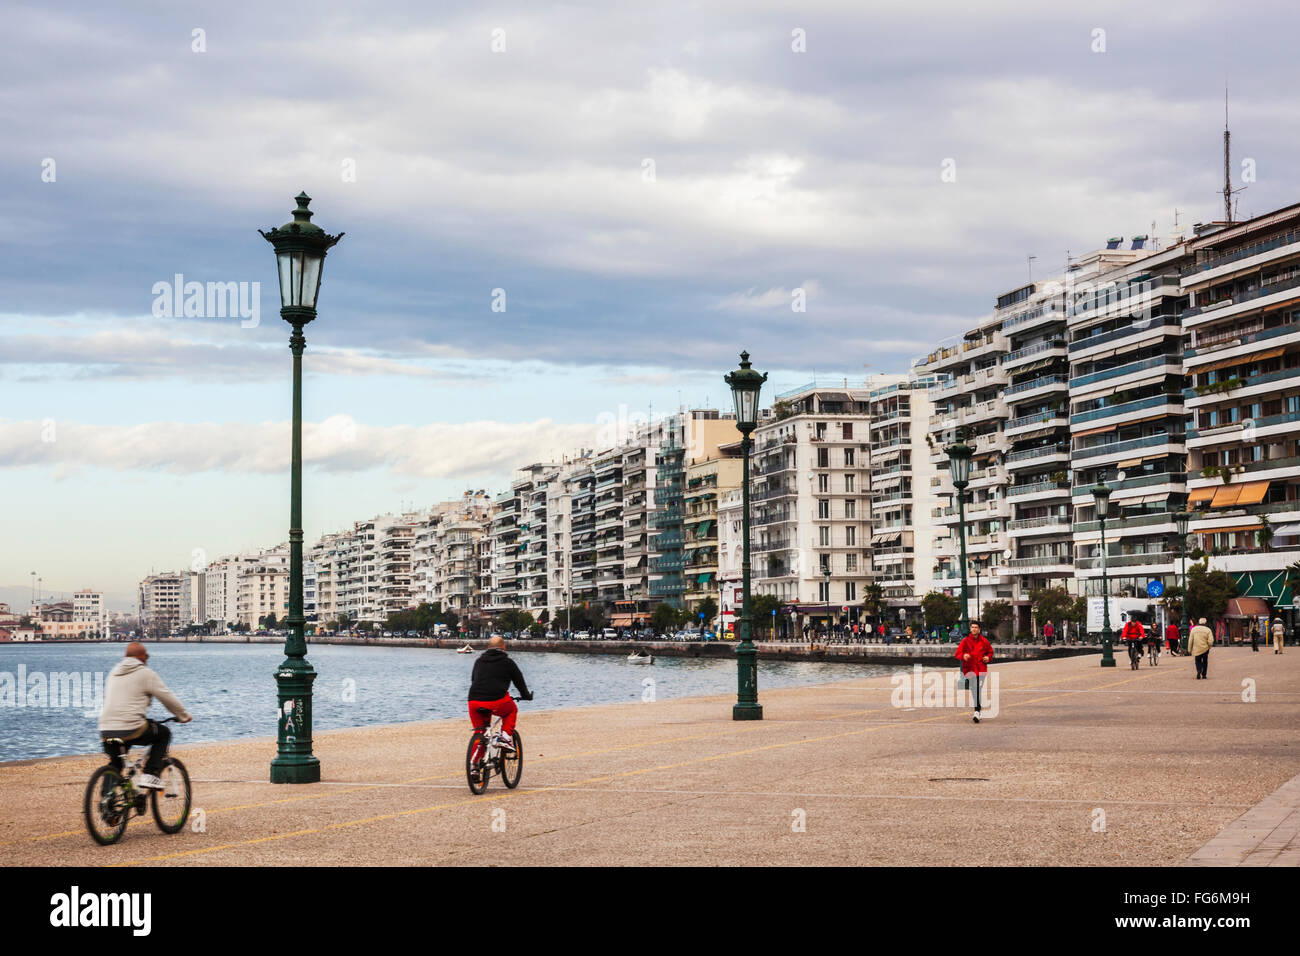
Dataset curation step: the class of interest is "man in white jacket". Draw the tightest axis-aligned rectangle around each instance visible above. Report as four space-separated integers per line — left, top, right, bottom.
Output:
98 643 191 789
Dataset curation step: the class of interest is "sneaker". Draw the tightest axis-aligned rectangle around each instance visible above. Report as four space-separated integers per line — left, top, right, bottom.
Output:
495 733 516 751
972 711 981 723
137 773 165 790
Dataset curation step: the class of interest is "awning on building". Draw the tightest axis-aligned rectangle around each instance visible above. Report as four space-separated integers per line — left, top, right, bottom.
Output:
1122 492 1170 505
697 572 715 585
1188 486 1217 504
1197 523 1261 536
1272 523 1300 536
871 532 903 545
1235 480 1271 505
1074 422 1117 438
1210 485 1242 507
1225 597 1273 618
1232 570 1293 603
610 614 633 626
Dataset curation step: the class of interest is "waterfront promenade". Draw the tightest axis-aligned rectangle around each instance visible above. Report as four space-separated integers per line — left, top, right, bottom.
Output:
2 649 1298 866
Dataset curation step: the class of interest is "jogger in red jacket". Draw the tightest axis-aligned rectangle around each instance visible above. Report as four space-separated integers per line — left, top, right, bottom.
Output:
955 623 993 723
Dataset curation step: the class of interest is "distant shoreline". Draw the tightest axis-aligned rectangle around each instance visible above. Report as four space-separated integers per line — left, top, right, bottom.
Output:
6 635 1099 665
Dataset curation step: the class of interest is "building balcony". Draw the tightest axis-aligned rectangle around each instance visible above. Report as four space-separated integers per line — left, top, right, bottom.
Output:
1068 318 1182 358
1003 339 1068 369
1073 432 1185 463
1069 355 1183 392
1070 395 1182 428
1005 411 1069 437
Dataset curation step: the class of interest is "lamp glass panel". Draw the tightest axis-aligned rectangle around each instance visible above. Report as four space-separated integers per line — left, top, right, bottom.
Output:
300 254 323 309
277 253 294 308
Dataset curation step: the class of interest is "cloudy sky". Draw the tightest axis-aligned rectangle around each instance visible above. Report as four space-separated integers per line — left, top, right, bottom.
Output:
2 0 1294 605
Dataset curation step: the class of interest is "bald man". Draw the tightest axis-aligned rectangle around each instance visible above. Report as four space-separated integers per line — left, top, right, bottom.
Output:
98 643 191 790
467 636 533 751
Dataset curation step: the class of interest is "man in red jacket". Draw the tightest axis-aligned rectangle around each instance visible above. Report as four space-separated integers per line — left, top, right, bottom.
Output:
955 623 994 723
1120 616 1146 669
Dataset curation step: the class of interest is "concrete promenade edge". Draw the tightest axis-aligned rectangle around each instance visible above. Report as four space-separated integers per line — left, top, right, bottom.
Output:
2 648 1298 866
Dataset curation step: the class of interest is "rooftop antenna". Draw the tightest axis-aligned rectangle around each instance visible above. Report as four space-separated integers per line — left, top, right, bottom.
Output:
1027 254 1037 282
1222 82 1246 222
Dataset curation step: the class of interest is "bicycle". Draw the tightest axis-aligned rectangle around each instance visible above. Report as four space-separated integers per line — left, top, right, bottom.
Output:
83 717 191 845
466 698 523 794
1146 639 1160 667
1126 640 1143 670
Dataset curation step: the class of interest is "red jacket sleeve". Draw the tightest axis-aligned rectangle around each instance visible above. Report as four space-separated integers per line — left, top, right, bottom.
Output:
954 638 968 661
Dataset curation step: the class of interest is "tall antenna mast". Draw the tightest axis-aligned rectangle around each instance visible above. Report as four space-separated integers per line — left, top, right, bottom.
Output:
1223 83 1232 223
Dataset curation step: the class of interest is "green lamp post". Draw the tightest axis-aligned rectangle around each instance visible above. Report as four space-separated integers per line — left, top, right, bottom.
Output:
1093 477 1115 667
1174 510 1192 655
725 351 767 720
823 564 831 635
259 192 343 783
945 433 974 636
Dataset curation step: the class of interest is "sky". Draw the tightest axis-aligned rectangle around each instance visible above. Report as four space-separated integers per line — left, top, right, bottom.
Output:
2 0 1297 607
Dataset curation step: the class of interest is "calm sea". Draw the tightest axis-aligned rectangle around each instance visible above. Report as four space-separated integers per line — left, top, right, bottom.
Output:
0 642 897 762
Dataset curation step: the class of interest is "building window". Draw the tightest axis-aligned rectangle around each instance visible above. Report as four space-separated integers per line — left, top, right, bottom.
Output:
819 582 830 601
845 553 858 572
844 474 855 492
819 526 830 546
845 500 856 518
845 582 856 601
845 526 856 546
842 423 853 439
818 499 830 519
818 447 829 468
843 447 855 466
818 474 829 492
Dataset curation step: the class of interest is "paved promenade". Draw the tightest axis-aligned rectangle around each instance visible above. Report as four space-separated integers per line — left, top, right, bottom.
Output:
3 648 1298 866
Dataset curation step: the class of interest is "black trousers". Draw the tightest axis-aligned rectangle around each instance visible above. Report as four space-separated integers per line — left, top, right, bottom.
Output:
1195 652 1209 678
101 720 170 775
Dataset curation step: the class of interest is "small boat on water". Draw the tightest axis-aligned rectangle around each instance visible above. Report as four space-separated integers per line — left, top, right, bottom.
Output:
627 651 654 664
457 644 474 654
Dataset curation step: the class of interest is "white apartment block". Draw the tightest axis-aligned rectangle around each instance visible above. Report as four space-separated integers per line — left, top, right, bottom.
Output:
1068 239 1191 605
72 589 106 637
178 571 206 627
751 384 878 630
867 378 939 618
139 572 181 636
236 546 288 629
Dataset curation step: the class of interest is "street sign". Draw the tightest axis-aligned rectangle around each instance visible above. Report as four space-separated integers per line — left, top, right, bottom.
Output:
1146 580 1164 598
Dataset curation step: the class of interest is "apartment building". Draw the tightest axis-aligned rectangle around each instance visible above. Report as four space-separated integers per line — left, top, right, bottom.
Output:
1068 239 1192 603
179 571 206 627
620 437 656 612
919 315 1013 622
139 572 182 637
682 449 743 618
72 589 106 637
204 557 246 631
751 384 874 630
236 546 289 629
1179 203 1300 615
717 487 744 635
867 378 939 618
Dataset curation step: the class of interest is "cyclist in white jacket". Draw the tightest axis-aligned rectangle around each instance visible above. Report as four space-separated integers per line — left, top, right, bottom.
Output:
98 643 191 789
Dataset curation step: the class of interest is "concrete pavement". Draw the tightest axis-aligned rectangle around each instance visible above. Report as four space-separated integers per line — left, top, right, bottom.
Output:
2 647 1298 866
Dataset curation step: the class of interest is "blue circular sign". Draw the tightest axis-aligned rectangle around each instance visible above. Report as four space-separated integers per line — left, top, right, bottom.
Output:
1146 580 1164 598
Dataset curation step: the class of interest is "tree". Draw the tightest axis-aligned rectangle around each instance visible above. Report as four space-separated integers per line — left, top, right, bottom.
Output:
651 603 678 634
260 613 279 630
749 593 782 637
921 591 960 633
981 600 1013 638
697 597 718 629
863 582 885 622
1028 586 1073 630
496 608 534 634
1184 560 1238 624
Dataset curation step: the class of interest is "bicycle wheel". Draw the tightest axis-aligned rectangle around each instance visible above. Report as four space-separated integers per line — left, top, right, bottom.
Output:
466 732 489 794
84 765 130 846
151 757 191 833
501 730 523 789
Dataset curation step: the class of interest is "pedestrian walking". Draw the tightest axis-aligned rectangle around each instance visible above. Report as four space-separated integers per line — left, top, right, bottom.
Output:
1189 617 1214 679
1249 619 1260 653
1164 618 1181 657
1271 618 1286 654
955 623 993 723
1043 620 1055 646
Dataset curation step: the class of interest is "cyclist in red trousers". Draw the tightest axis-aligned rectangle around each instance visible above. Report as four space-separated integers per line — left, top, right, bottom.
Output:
467 636 533 751
954 623 993 723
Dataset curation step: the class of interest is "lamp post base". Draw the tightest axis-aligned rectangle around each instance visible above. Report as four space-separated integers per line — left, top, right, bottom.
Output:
732 703 764 721
270 756 321 784
1099 658 1116 668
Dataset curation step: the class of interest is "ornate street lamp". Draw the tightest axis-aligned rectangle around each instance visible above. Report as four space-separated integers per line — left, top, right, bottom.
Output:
725 351 767 720
1092 477 1115 667
259 192 343 782
945 433 974 636
1174 510 1192 654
